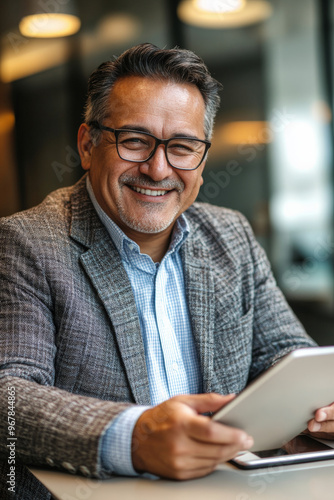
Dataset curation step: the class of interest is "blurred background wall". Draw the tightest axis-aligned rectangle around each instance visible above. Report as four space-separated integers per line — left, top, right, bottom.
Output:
0 0 333 344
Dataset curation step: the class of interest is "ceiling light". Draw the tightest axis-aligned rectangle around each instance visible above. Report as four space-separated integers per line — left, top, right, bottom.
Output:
0 38 69 82
178 0 272 28
19 13 81 38
196 0 245 13
1 13 140 83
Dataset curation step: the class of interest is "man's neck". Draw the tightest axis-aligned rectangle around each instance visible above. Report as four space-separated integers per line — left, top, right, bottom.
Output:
86 176 174 263
124 228 173 263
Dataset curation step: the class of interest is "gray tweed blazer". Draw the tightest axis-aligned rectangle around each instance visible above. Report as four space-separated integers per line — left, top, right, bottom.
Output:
0 175 315 482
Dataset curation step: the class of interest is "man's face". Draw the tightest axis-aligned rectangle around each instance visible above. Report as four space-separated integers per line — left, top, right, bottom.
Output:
79 75 207 241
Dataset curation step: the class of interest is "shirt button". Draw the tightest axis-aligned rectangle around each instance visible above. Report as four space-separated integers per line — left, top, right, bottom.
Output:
128 243 136 251
172 362 179 372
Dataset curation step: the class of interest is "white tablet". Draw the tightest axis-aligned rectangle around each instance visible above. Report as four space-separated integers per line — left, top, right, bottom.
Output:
231 434 334 469
213 346 334 452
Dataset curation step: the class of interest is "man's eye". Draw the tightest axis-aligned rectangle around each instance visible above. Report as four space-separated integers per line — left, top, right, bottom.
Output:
120 137 149 148
121 137 144 143
169 142 197 155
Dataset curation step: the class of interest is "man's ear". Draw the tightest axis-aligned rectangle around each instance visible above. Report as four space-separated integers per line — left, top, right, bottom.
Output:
77 123 93 171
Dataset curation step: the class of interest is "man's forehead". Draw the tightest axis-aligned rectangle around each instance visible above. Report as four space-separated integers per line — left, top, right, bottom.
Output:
106 75 205 106
102 75 206 138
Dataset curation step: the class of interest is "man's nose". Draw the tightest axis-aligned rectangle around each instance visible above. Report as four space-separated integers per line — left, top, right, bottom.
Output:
138 144 174 181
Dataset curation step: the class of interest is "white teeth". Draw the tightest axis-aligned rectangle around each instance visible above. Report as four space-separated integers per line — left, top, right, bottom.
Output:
131 186 168 196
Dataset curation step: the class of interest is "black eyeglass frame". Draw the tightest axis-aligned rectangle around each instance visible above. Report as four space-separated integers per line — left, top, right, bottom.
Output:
89 121 211 171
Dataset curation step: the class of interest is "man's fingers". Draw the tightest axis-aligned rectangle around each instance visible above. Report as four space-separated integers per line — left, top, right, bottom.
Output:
191 441 249 463
184 436 250 461
172 392 236 415
308 420 334 435
307 402 334 437
187 413 253 448
153 441 247 480
132 395 254 479
317 403 334 419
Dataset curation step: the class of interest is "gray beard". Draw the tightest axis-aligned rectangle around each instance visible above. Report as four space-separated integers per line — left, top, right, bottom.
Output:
117 173 184 234
116 199 180 234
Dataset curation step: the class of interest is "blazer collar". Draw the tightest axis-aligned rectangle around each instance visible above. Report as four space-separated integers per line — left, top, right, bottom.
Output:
69 174 106 248
69 175 151 405
69 177 216 401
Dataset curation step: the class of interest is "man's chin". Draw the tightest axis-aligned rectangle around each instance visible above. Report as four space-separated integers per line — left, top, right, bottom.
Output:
117 204 179 235
123 219 174 235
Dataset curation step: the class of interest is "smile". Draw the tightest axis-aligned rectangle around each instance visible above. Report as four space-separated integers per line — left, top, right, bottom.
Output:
130 186 169 197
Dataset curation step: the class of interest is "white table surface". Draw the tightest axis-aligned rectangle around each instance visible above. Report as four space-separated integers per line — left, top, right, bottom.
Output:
31 459 334 500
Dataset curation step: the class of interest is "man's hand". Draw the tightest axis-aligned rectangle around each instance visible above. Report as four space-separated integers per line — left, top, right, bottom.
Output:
307 402 334 439
131 393 253 480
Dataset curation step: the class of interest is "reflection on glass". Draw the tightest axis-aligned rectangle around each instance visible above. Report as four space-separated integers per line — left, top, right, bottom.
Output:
265 0 334 308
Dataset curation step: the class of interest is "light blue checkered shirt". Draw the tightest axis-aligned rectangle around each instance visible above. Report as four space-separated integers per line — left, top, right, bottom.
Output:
86 178 202 476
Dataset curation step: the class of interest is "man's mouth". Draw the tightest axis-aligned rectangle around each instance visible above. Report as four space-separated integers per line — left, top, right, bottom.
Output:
129 186 169 197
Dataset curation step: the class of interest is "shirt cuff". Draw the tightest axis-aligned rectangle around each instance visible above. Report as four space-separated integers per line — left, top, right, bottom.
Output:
100 405 151 476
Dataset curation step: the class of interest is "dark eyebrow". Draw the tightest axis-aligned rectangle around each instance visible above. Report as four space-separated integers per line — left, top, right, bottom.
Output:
118 125 151 133
117 125 203 141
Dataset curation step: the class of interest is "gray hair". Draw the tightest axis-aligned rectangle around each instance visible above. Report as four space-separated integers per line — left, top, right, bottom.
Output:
84 43 222 144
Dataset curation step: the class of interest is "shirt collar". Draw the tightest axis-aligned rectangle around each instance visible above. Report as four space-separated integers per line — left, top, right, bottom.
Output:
86 176 190 260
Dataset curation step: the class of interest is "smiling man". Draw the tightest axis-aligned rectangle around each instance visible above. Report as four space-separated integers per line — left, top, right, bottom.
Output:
0 43 333 498
78 75 208 261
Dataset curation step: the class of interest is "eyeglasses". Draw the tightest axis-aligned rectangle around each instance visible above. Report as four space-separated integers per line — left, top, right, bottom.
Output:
89 121 211 171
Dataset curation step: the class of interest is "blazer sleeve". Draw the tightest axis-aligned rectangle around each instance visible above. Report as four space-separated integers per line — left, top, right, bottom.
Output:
0 376 131 478
0 218 132 478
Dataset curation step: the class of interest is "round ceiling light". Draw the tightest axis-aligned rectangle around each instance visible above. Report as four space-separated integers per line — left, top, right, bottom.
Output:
196 0 246 13
19 13 81 38
178 0 272 28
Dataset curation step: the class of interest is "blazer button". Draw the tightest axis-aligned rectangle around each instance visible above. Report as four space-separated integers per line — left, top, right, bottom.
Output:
62 462 76 473
79 465 91 476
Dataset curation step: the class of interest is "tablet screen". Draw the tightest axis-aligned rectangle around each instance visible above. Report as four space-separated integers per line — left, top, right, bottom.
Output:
255 435 333 457
213 347 334 452
231 435 334 469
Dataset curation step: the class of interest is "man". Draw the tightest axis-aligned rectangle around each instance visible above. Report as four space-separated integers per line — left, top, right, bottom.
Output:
0 43 333 497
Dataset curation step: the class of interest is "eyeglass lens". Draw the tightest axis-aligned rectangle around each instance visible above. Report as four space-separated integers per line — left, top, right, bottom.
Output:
116 130 206 169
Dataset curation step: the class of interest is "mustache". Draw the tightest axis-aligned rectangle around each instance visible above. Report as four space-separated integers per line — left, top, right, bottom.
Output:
119 174 184 193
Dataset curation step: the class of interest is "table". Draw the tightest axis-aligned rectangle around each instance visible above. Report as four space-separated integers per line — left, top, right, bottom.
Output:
31 459 334 500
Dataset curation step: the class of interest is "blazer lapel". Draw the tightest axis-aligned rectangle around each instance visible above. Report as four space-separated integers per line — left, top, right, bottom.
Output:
182 222 216 395
69 178 151 405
